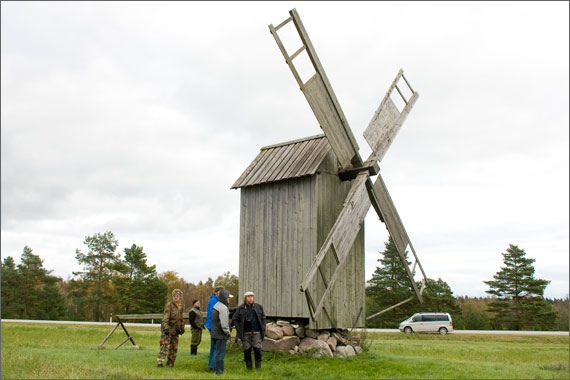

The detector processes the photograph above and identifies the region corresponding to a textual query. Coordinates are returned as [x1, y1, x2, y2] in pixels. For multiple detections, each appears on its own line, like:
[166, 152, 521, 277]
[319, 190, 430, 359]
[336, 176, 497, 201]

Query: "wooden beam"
[366, 296, 415, 320]
[98, 323, 120, 349]
[338, 160, 379, 181]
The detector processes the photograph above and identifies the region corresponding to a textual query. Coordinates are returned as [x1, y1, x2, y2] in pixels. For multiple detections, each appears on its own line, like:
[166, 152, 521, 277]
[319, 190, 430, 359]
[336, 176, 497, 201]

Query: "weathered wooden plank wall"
[238, 176, 317, 318]
[313, 151, 365, 329]
[238, 151, 365, 328]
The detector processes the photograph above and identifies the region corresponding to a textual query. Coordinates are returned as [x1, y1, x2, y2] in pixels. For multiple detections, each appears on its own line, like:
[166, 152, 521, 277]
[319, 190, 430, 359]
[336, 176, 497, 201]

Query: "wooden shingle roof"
[231, 134, 332, 189]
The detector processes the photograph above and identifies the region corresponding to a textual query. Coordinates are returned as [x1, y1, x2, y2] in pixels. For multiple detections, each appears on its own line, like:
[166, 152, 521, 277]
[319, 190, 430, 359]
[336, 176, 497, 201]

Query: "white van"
[399, 312, 453, 334]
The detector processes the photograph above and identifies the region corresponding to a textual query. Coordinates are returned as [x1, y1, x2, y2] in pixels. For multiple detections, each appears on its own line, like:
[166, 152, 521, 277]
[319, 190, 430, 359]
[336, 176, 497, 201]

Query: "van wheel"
[404, 327, 413, 334]
[439, 327, 448, 335]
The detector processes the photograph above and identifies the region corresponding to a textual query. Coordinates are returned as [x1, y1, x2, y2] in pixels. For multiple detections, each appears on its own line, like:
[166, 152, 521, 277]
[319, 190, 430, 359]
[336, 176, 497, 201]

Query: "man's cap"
[172, 289, 183, 296]
[192, 299, 199, 305]
[244, 291, 255, 297]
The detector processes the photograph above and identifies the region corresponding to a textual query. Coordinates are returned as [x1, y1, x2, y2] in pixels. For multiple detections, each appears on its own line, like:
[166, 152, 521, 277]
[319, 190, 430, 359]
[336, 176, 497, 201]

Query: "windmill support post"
[97, 313, 198, 349]
[98, 316, 140, 349]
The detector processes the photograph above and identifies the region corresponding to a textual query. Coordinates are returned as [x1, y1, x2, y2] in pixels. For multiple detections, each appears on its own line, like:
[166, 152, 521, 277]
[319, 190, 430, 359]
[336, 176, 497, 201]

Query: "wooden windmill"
[232, 9, 428, 329]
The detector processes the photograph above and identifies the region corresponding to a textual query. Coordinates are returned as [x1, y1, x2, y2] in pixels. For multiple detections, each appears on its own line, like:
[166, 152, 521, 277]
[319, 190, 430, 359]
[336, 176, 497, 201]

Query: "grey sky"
[2, 2, 568, 298]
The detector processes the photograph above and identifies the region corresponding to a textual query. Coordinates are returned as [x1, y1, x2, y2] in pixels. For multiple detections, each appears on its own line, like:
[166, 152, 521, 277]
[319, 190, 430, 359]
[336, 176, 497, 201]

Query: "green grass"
[1, 322, 568, 379]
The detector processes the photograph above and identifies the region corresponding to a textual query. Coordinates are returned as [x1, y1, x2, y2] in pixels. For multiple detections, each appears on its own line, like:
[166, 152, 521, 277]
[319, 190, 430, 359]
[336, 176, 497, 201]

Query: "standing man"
[188, 299, 204, 355]
[231, 291, 266, 370]
[211, 289, 232, 375]
[157, 289, 185, 367]
[205, 285, 224, 371]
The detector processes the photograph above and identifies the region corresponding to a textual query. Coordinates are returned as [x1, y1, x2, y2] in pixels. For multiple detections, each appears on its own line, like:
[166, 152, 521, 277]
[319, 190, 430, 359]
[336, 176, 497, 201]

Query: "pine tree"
[484, 244, 555, 330]
[1, 256, 22, 318]
[112, 244, 167, 314]
[74, 231, 120, 321]
[1, 248, 66, 320]
[366, 237, 414, 327]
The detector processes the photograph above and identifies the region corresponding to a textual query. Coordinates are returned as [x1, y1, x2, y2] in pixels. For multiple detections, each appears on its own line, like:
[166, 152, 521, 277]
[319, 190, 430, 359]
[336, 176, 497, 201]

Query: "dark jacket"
[211, 289, 231, 340]
[189, 306, 205, 330]
[231, 302, 266, 341]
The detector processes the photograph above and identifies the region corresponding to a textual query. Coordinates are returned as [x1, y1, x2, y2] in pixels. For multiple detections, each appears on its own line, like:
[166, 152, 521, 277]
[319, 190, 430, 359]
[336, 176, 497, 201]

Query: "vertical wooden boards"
[308, 161, 366, 329]
[238, 190, 247, 305]
[363, 69, 419, 163]
[239, 176, 318, 320]
[301, 173, 370, 292]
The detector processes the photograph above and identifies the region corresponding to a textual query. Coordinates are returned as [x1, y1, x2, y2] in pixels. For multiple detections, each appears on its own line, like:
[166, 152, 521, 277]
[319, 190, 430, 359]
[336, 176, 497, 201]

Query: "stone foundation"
[257, 320, 363, 358]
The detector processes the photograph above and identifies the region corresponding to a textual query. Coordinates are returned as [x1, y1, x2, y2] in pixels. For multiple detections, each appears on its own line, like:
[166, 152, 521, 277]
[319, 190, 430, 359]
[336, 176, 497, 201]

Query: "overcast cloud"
[2, 1, 568, 298]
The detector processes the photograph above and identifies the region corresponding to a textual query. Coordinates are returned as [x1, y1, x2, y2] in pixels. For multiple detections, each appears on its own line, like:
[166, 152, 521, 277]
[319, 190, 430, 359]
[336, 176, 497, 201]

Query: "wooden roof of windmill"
[231, 134, 333, 189]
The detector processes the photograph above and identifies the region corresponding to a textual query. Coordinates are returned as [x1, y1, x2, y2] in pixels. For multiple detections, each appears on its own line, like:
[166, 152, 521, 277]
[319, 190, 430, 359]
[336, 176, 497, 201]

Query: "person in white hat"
[230, 291, 266, 370]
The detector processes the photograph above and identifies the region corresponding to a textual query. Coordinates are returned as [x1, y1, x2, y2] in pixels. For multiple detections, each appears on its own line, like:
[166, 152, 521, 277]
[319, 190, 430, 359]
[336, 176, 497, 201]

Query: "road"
[2, 319, 568, 336]
[352, 328, 568, 336]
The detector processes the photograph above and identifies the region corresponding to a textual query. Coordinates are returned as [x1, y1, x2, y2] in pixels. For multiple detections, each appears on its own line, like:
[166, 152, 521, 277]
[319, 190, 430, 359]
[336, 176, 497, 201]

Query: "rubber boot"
[244, 347, 253, 370]
[191, 346, 197, 356]
[254, 347, 262, 369]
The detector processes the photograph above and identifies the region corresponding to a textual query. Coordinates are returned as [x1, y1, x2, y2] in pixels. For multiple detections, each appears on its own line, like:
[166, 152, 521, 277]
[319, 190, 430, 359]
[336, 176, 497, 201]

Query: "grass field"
[1, 322, 568, 379]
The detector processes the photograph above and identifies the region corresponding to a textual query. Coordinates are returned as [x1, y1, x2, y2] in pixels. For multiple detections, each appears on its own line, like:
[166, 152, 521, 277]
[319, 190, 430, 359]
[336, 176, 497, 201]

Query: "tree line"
[365, 238, 568, 331]
[1, 231, 238, 322]
[2, 232, 568, 331]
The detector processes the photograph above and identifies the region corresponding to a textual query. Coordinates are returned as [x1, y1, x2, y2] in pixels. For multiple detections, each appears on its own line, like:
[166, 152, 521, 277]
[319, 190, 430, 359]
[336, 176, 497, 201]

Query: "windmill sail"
[364, 69, 419, 163]
[366, 173, 426, 303]
[269, 9, 361, 170]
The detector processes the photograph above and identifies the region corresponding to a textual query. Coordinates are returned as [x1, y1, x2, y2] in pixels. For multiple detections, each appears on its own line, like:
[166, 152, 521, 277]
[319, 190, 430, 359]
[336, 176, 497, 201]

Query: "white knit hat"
[244, 291, 255, 297]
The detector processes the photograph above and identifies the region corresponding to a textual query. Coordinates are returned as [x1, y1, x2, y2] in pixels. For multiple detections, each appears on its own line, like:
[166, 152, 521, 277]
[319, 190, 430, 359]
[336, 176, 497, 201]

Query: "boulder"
[266, 325, 284, 340]
[261, 336, 299, 352]
[317, 332, 330, 341]
[334, 345, 356, 358]
[345, 345, 356, 356]
[326, 336, 337, 352]
[261, 337, 278, 352]
[298, 337, 316, 352]
[282, 325, 295, 336]
[273, 336, 299, 352]
[299, 338, 333, 358]
[354, 345, 363, 354]
[294, 325, 305, 338]
[304, 328, 320, 339]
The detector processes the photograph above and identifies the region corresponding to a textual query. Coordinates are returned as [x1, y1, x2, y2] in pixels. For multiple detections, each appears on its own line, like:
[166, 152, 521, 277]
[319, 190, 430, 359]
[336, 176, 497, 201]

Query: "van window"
[423, 315, 435, 322]
[412, 315, 422, 322]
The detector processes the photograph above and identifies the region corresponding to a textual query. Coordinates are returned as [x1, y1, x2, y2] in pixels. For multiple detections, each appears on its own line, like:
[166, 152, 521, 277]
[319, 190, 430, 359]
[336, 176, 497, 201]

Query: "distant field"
[1, 322, 568, 379]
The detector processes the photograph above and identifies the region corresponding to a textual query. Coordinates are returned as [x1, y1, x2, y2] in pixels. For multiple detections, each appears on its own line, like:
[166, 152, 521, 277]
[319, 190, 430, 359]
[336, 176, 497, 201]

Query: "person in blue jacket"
[205, 285, 224, 371]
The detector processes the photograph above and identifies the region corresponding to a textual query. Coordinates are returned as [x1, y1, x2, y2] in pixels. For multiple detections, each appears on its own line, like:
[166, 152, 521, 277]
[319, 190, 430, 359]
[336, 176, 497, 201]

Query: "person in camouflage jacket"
[157, 289, 185, 367]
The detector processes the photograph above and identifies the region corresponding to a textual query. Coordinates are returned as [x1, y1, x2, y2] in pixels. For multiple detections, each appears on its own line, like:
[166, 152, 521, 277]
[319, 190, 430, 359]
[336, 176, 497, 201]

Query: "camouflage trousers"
[157, 331, 179, 366]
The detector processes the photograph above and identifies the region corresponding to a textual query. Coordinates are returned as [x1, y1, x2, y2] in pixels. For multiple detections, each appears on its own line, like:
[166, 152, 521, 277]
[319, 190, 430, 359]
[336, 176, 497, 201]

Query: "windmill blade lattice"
[269, 9, 362, 171]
